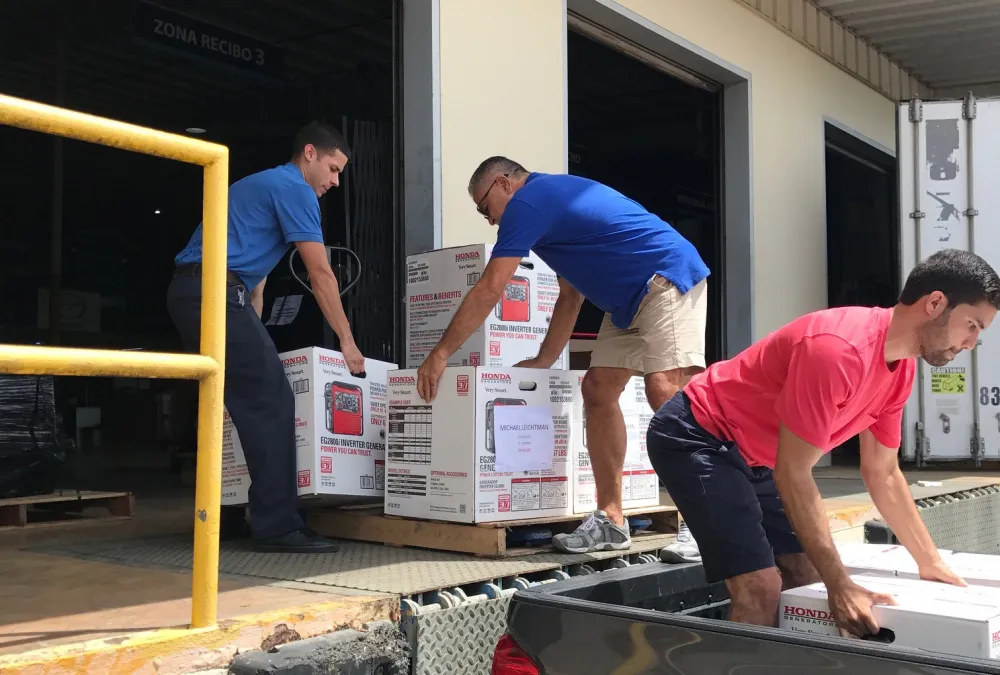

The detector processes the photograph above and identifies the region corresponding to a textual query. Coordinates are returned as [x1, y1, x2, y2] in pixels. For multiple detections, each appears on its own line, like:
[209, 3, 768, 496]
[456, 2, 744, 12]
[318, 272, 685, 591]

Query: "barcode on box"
[292, 379, 309, 394]
[467, 272, 480, 285]
[459, 504, 466, 514]
[360, 475, 375, 490]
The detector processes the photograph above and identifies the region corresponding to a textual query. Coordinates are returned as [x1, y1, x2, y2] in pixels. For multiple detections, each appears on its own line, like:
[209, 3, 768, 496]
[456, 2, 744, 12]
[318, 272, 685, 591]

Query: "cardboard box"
[221, 408, 250, 505]
[836, 542, 953, 579]
[567, 372, 660, 515]
[405, 244, 568, 370]
[780, 574, 1000, 659]
[943, 552, 1000, 588]
[221, 347, 397, 506]
[384, 367, 573, 523]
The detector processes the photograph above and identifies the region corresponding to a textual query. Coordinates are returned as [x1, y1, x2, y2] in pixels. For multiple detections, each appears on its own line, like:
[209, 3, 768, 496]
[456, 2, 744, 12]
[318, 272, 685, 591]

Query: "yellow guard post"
[0, 94, 229, 629]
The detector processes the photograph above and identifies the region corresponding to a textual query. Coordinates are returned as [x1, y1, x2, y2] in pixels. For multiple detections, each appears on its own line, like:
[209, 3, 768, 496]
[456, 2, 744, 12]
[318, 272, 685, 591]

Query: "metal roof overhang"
[813, 0, 1000, 95]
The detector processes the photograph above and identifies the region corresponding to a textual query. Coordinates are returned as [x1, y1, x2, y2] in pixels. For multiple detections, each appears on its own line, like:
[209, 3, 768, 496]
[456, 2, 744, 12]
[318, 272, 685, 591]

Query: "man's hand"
[514, 355, 555, 368]
[341, 341, 365, 375]
[827, 578, 897, 638]
[417, 349, 448, 402]
[919, 558, 967, 587]
[858, 429, 960, 586]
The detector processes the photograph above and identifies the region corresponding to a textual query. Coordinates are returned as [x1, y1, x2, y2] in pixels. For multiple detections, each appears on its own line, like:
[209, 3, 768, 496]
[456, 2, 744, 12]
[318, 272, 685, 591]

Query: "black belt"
[174, 263, 244, 286]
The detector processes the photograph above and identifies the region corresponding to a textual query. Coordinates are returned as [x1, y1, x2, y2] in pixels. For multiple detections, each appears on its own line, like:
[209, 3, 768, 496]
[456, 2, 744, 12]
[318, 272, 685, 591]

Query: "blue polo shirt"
[175, 163, 325, 290]
[492, 173, 710, 329]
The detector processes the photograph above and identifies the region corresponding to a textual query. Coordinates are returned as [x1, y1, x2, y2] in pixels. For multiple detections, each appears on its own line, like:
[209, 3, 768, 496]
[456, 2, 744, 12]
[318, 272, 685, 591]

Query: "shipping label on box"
[566, 371, 659, 514]
[780, 574, 1000, 660]
[221, 408, 250, 506]
[405, 244, 567, 370]
[220, 347, 396, 505]
[384, 367, 572, 523]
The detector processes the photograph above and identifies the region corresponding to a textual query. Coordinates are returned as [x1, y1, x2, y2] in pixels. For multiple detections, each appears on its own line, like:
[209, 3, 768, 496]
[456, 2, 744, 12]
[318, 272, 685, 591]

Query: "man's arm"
[416, 257, 521, 401]
[772, 425, 850, 589]
[518, 277, 584, 368]
[773, 424, 897, 637]
[295, 241, 364, 373]
[250, 277, 267, 319]
[859, 429, 963, 584]
[429, 256, 523, 360]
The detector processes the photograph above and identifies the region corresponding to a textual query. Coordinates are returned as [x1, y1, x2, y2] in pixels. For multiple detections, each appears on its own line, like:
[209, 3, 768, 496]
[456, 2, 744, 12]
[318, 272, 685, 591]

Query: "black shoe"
[253, 528, 340, 553]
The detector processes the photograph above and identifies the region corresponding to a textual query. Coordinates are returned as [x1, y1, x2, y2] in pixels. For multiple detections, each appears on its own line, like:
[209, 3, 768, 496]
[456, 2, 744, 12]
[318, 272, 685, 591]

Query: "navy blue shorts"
[647, 391, 804, 583]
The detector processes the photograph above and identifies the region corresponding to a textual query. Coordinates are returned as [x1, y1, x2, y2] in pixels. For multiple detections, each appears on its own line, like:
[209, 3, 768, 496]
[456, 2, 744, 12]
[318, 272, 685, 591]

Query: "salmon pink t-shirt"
[685, 306, 915, 469]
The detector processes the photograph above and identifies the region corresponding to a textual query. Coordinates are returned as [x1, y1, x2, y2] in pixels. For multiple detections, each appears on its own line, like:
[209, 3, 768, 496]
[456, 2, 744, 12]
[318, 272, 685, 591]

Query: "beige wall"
[435, 0, 896, 339]
[618, 0, 896, 338]
[437, 0, 567, 249]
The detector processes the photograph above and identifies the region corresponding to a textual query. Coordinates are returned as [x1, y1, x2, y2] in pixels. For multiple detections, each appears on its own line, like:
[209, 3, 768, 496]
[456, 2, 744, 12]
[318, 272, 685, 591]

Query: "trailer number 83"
[980, 387, 1000, 406]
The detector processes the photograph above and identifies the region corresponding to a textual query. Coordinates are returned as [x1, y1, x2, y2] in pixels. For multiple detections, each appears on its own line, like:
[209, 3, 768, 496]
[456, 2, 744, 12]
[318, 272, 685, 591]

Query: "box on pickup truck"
[780, 574, 1000, 659]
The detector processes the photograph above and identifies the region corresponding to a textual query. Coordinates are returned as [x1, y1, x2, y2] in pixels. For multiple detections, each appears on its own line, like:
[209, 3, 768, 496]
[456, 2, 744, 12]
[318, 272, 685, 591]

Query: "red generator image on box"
[494, 275, 530, 322]
[325, 381, 364, 436]
[485, 397, 527, 454]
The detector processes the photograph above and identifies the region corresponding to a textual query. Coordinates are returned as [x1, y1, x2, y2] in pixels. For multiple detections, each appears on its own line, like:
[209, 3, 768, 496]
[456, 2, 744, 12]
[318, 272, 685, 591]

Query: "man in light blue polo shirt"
[416, 156, 710, 556]
[169, 122, 363, 554]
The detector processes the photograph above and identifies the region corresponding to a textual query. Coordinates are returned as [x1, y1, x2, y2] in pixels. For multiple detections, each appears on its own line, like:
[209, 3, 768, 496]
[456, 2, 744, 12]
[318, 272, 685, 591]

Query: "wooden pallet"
[0, 490, 135, 531]
[307, 504, 679, 558]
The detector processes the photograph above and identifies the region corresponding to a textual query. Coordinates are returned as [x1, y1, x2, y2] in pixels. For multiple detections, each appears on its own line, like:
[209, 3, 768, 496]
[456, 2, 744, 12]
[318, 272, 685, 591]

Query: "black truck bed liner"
[505, 562, 1000, 674]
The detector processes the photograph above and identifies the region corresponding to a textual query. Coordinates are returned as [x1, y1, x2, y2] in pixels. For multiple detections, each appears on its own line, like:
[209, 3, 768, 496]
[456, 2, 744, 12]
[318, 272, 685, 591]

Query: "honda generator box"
[221, 408, 250, 505]
[384, 367, 573, 523]
[779, 574, 1000, 659]
[940, 552, 1000, 588]
[835, 542, 953, 579]
[221, 347, 397, 506]
[563, 372, 660, 515]
[405, 244, 568, 370]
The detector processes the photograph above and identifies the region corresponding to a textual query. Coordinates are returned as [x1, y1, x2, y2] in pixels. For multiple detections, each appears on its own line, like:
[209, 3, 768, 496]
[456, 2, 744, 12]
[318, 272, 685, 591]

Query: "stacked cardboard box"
[835, 542, 953, 579]
[568, 372, 659, 515]
[222, 347, 397, 506]
[405, 244, 568, 370]
[384, 367, 573, 523]
[383, 367, 660, 524]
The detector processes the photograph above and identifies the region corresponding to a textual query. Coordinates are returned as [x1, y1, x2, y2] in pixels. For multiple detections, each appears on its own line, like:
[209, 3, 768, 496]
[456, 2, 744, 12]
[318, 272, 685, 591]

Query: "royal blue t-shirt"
[492, 173, 710, 329]
[175, 163, 325, 290]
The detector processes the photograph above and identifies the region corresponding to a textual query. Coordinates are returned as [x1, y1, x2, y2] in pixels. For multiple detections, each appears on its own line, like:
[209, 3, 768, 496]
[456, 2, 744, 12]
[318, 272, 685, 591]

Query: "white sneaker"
[552, 510, 632, 553]
[659, 522, 701, 563]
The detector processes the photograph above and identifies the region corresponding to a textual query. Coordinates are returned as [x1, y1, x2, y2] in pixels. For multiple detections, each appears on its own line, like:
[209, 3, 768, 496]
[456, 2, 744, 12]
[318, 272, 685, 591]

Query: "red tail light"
[491, 634, 540, 675]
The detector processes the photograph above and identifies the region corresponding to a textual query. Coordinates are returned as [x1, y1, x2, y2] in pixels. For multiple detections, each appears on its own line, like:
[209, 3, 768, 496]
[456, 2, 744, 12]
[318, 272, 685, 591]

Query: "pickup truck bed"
[496, 562, 1000, 674]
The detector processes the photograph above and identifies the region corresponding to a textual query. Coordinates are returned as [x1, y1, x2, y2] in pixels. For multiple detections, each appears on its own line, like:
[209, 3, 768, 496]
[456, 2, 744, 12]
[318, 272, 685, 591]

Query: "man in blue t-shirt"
[169, 122, 364, 554]
[415, 156, 711, 555]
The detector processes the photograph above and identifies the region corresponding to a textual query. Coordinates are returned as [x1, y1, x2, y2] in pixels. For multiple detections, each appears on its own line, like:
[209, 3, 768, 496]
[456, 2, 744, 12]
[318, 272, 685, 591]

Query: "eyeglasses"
[476, 173, 509, 218]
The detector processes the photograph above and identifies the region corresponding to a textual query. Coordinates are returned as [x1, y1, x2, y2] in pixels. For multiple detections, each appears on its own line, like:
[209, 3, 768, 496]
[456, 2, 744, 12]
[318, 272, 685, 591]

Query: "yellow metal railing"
[0, 94, 229, 629]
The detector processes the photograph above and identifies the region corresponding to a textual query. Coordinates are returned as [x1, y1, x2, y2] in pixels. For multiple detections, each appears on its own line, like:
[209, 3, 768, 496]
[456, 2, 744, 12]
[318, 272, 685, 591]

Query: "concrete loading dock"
[3, 469, 1000, 674]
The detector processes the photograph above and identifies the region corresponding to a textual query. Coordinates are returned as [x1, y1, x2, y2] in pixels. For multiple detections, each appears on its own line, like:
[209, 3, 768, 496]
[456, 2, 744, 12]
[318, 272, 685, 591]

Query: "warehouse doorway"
[0, 0, 400, 494]
[825, 121, 899, 311]
[824, 120, 899, 465]
[566, 22, 724, 364]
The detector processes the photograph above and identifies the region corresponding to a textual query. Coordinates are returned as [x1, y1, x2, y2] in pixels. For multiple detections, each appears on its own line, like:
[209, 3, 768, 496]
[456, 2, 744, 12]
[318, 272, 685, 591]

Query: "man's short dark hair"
[468, 156, 527, 195]
[899, 248, 1000, 309]
[292, 121, 351, 160]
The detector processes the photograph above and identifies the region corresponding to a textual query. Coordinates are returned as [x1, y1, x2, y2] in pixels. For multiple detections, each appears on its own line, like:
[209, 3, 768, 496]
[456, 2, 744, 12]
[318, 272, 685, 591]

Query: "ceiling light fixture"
[154, 209, 161, 215]
[185, 127, 206, 134]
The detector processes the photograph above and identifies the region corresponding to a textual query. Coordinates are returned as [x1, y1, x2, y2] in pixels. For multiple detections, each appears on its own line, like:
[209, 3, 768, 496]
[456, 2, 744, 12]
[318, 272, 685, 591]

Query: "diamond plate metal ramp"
[865, 485, 1000, 554]
[408, 597, 512, 675]
[33, 534, 674, 596]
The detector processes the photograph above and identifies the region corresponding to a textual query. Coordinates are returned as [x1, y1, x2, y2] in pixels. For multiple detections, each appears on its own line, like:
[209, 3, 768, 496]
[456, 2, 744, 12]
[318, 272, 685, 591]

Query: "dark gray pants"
[167, 273, 303, 539]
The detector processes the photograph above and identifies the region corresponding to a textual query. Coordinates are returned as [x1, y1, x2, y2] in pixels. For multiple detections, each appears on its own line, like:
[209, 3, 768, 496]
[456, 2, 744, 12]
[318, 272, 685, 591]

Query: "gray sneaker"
[552, 510, 632, 554]
[659, 522, 701, 563]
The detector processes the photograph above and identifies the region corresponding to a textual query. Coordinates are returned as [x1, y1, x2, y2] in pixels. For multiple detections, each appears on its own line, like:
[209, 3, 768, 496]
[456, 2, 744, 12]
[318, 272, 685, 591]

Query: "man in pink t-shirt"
[648, 249, 1000, 637]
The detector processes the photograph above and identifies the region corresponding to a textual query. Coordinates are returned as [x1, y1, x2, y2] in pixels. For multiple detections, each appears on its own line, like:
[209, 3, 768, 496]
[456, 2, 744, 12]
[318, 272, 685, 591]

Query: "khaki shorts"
[589, 276, 708, 375]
